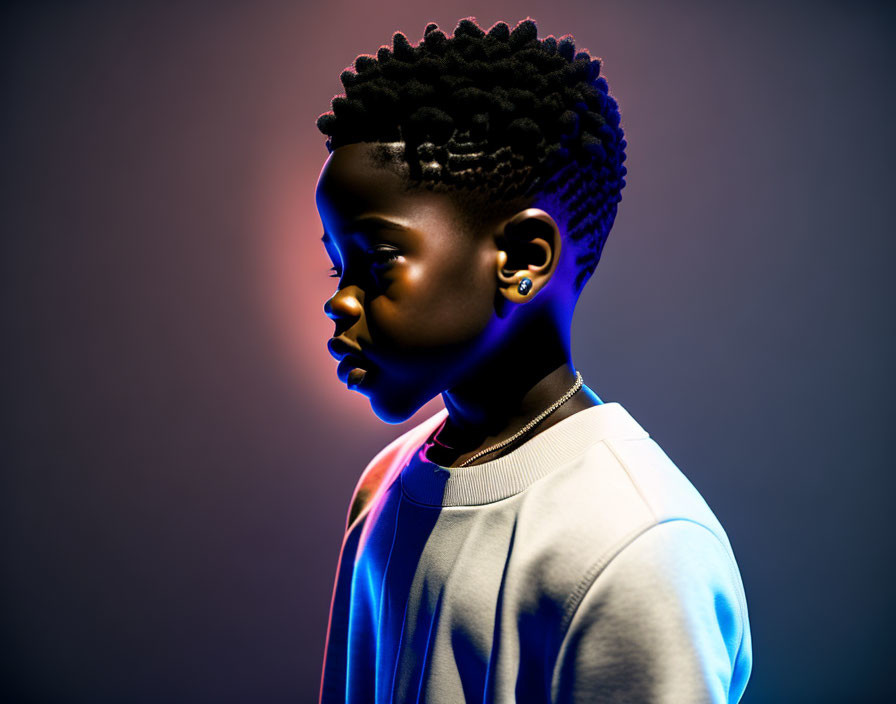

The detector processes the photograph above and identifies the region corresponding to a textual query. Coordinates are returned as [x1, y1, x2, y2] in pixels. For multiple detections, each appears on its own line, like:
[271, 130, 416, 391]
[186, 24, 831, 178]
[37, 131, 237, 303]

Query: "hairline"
[357, 139, 564, 241]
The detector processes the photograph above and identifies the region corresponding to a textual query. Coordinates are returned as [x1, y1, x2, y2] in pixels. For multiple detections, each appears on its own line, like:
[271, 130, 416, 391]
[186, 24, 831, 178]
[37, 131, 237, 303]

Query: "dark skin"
[316, 141, 602, 469]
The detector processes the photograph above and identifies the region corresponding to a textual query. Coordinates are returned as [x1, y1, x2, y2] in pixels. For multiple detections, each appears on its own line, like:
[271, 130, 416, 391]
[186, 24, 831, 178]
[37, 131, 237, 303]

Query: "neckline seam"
[425, 402, 618, 472]
[399, 433, 646, 508]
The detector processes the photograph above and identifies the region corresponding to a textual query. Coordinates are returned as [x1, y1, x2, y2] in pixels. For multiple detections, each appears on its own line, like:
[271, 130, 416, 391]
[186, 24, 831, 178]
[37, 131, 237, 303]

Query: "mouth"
[336, 354, 373, 389]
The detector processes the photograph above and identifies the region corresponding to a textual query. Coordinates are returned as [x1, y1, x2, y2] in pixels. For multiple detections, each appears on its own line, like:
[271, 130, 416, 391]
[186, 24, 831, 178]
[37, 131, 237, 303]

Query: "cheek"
[368, 260, 494, 352]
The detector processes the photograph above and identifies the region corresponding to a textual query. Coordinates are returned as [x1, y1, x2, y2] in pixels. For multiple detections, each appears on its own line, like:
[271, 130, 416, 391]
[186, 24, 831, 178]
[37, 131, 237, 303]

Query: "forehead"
[316, 143, 399, 210]
[315, 142, 470, 237]
[317, 144, 416, 221]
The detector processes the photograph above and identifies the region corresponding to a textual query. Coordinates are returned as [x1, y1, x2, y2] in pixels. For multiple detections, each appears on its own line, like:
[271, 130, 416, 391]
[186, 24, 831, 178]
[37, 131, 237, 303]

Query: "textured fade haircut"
[316, 16, 627, 294]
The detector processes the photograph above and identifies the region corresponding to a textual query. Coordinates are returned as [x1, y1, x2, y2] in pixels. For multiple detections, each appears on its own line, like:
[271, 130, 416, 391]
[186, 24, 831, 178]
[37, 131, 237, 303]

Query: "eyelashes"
[327, 247, 402, 278]
[372, 248, 402, 266]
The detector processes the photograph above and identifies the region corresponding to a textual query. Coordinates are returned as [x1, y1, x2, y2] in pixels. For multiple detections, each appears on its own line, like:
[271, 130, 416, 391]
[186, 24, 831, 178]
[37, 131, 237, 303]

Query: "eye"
[324, 246, 401, 280]
[368, 246, 403, 268]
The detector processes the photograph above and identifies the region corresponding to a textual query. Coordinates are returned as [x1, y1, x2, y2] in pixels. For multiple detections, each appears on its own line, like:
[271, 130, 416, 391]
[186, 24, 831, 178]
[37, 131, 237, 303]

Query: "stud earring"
[517, 277, 533, 295]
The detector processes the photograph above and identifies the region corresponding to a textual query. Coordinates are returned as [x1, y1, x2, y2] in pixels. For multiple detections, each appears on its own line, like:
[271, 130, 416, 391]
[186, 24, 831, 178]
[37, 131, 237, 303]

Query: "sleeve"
[319, 513, 366, 704]
[550, 519, 752, 704]
[319, 464, 377, 702]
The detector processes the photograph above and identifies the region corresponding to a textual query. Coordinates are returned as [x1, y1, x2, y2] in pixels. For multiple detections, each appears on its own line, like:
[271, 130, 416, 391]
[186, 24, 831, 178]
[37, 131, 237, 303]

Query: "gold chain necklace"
[431, 371, 584, 468]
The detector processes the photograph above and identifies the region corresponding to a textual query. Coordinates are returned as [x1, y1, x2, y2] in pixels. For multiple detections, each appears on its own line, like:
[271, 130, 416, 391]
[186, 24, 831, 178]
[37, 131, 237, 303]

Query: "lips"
[347, 368, 367, 387]
[329, 337, 375, 389]
[336, 353, 371, 387]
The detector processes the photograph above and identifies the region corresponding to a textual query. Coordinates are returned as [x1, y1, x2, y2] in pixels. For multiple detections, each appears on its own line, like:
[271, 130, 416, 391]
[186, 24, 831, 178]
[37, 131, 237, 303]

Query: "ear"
[494, 208, 562, 303]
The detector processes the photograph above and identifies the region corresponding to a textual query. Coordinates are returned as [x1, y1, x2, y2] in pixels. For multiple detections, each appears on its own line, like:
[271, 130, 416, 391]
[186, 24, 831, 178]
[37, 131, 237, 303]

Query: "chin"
[367, 387, 431, 425]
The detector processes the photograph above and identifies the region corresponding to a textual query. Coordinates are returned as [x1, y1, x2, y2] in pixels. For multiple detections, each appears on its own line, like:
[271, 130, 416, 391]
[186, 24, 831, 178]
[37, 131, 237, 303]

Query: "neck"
[430, 324, 601, 466]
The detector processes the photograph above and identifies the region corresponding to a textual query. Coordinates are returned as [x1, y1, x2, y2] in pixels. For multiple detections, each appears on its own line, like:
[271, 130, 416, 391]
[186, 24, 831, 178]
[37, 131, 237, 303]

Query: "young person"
[315, 17, 752, 703]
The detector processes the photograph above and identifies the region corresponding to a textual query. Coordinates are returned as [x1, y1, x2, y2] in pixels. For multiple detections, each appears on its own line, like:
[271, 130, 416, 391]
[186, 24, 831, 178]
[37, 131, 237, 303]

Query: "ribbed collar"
[399, 402, 649, 507]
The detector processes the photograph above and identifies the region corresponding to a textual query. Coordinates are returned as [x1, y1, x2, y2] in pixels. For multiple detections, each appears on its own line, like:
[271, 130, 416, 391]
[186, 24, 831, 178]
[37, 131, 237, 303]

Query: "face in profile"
[316, 142, 515, 423]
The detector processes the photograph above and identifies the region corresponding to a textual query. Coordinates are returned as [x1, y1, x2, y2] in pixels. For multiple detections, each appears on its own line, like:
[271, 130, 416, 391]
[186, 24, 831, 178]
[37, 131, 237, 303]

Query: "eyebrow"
[321, 215, 410, 243]
[353, 214, 410, 230]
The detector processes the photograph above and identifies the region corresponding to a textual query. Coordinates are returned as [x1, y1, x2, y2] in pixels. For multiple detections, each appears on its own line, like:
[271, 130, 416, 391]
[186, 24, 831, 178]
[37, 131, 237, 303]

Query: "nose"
[324, 285, 363, 322]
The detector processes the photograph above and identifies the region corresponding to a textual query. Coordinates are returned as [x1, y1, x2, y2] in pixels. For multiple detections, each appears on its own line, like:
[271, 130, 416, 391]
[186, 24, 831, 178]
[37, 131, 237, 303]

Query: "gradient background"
[2, 1, 893, 702]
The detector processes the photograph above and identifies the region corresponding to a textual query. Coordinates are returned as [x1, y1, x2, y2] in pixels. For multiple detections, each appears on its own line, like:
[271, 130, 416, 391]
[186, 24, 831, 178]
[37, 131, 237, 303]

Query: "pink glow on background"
[251, 127, 446, 427]
[252, 139, 349, 410]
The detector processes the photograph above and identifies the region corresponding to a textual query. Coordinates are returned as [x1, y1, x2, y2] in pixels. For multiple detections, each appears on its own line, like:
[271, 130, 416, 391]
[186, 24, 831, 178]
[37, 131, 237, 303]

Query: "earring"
[517, 277, 533, 295]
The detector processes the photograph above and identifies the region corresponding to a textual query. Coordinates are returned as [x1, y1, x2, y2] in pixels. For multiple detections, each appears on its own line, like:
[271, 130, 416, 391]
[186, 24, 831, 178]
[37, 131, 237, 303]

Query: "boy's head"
[315, 17, 626, 423]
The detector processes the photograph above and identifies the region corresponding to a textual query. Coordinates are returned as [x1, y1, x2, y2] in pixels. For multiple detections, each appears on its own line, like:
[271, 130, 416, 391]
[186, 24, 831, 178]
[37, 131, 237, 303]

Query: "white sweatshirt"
[319, 402, 752, 703]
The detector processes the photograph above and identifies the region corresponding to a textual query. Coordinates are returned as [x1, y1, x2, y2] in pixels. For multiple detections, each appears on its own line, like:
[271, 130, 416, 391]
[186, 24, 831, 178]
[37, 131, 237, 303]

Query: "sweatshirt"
[319, 401, 753, 703]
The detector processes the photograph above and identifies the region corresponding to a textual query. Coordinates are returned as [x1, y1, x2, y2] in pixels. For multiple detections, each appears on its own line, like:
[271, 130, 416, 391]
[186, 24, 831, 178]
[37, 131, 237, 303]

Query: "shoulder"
[598, 433, 734, 548]
[518, 421, 739, 601]
[539, 426, 734, 550]
[344, 407, 448, 532]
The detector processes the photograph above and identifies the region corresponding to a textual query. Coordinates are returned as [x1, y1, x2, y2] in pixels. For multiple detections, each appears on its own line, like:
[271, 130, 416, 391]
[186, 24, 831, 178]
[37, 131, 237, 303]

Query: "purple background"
[3, 1, 893, 701]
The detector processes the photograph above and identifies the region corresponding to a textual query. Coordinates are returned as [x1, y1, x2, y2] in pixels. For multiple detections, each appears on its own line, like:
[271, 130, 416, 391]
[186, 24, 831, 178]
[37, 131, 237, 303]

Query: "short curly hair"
[316, 16, 627, 294]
